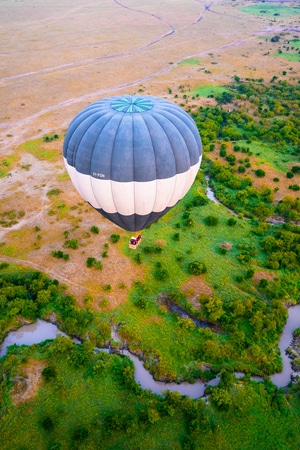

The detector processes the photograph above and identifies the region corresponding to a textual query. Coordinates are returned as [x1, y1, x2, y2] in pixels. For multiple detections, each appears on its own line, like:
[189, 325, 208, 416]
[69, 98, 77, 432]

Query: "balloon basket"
[129, 235, 142, 250]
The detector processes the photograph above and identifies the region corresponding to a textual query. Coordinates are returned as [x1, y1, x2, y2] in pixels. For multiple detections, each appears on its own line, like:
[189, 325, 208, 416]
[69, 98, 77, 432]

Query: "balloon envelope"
[63, 95, 202, 232]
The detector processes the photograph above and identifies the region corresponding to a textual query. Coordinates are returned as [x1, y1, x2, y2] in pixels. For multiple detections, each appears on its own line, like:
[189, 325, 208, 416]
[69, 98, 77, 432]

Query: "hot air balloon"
[63, 94, 202, 242]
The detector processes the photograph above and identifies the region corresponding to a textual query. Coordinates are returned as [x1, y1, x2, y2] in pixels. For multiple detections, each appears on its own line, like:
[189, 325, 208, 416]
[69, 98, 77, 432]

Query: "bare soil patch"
[253, 270, 277, 284]
[11, 359, 47, 406]
[181, 276, 214, 310]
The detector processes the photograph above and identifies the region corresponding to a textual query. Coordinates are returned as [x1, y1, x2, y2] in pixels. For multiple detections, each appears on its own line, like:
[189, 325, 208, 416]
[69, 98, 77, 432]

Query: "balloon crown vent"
[110, 96, 154, 113]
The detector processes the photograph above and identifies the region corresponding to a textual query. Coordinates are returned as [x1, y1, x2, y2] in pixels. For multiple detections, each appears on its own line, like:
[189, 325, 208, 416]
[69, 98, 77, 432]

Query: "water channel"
[0, 304, 299, 398]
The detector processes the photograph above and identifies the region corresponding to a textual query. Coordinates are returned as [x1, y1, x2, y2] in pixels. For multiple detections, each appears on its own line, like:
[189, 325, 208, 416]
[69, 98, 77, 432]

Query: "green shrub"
[188, 261, 207, 275]
[204, 215, 219, 226]
[291, 166, 300, 174]
[226, 154, 236, 165]
[41, 417, 54, 431]
[47, 188, 62, 196]
[143, 245, 162, 254]
[65, 239, 78, 249]
[255, 169, 265, 178]
[86, 257, 102, 269]
[73, 426, 89, 441]
[219, 247, 227, 255]
[110, 234, 120, 243]
[133, 252, 142, 264]
[286, 171, 294, 179]
[294, 328, 300, 337]
[289, 184, 300, 191]
[42, 365, 56, 381]
[52, 250, 69, 260]
[227, 217, 237, 226]
[259, 279, 268, 289]
[153, 262, 169, 280]
[192, 194, 208, 206]
[103, 284, 111, 291]
[86, 257, 96, 267]
[99, 298, 109, 307]
[91, 225, 99, 234]
[135, 298, 147, 309]
[246, 268, 255, 278]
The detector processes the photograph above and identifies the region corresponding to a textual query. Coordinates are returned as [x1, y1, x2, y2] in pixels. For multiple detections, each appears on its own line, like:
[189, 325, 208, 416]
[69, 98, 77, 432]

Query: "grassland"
[239, 4, 300, 19]
[1, 0, 300, 446]
[1, 336, 300, 449]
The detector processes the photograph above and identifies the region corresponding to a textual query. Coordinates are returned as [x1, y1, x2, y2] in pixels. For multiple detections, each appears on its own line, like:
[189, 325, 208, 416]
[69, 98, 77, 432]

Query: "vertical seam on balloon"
[88, 112, 113, 209]
[163, 110, 195, 202]
[142, 115, 160, 216]
[88, 114, 100, 207]
[108, 113, 132, 231]
[152, 112, 177, 210]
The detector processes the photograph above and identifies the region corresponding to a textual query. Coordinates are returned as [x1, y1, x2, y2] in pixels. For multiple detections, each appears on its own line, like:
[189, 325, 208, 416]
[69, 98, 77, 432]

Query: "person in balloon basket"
[130, 235, 142, 246]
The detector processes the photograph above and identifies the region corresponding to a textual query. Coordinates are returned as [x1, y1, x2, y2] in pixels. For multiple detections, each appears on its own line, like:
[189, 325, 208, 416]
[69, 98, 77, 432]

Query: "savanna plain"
[0, 0, 300, 449]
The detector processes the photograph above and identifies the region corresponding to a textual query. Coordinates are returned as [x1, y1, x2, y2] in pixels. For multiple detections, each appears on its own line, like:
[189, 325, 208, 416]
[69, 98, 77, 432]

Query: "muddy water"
[123, 350, 220, 399]
[0, 319, 65, 357]
[1, 305, 300, 396]
[270, 304, 300, 387]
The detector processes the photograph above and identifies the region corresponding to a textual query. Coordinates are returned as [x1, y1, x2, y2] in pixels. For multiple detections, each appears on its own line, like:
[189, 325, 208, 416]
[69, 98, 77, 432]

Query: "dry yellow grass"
[0, 0, 299, 306]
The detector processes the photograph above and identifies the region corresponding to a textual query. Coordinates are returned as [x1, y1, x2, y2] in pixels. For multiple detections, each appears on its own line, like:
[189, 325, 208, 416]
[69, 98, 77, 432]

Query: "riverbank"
[1, 304, 300, 398]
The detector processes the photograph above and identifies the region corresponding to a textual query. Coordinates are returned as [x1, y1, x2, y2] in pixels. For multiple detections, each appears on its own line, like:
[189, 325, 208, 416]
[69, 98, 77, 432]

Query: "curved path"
[1, 0, 299, 144]
[1, 0, 175, 83]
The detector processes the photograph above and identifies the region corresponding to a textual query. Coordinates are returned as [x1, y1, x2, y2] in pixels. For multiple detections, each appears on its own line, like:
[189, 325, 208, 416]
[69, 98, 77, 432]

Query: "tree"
[110, 234, 120, 243]
[255, 169, 265, 177]
[188, 261, 207, 275]
[204, 215, 219, 226]
[200, 295, 224, 321]
[153, 265, 169, 281]
[211, 387, 232, 409]
[42, 365, 56, 382]
[49, 335, 73, 355]
[73, 426, 89, 441]
[227, 217, 237, 226]
[216, 91, 234, 105]
[65, 238, 78, 249]
[37, 289, 51, 306]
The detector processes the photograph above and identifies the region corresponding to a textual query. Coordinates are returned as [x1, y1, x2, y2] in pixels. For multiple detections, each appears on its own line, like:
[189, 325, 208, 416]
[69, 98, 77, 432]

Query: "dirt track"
[1, 0, 299, 146]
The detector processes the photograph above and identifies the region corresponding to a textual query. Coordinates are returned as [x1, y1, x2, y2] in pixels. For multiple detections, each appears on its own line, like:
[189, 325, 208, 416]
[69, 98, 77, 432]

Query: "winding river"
[1, 305, 299, 398]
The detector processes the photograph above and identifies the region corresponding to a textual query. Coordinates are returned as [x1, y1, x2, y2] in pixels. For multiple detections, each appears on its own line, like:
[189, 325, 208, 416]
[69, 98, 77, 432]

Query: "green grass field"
[236, 140, 297, 174]
[239, 4, 300, 19]
[274, 52, 300, 63]
[18, 137, 62, 162]
[190, 85, 230, 98]
[180, 58, 201, 66]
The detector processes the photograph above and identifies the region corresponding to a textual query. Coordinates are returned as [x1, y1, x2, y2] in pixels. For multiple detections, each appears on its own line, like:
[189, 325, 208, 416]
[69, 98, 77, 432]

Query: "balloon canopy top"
[110, 95, 154, 113]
